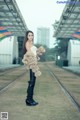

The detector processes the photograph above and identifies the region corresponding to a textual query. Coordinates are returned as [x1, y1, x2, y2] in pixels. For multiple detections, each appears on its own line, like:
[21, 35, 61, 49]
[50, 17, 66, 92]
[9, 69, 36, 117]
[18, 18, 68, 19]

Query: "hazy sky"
[16, 0, 65, 47]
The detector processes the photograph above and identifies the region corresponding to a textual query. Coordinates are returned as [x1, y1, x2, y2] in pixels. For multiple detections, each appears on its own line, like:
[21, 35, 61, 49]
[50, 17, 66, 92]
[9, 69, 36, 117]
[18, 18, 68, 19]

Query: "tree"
[54, 38, 70, 60]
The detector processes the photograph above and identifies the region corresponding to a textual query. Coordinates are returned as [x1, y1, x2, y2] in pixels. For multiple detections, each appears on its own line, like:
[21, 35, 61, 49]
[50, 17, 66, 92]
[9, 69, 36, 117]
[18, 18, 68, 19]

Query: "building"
[0, 0, 28, 65]
[0, 36, 18, 64]
[37, 27, 50, 47]
[67, 40, 80, 66]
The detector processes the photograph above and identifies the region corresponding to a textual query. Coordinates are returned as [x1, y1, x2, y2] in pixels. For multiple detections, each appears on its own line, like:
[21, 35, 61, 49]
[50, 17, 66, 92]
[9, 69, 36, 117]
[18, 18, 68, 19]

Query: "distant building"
[67, 40, 80, 66]
[37, 27, 50, 47]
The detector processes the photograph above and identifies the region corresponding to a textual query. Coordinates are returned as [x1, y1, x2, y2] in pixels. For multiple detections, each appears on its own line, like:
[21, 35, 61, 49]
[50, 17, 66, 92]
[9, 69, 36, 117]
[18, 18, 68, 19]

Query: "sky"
[16, 0, 66, 48]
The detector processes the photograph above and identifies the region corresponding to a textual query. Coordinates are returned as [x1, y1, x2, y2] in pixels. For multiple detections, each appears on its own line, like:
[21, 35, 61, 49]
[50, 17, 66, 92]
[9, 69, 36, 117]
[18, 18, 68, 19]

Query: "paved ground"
[0, 63, 80, 74]
[0, 64, 20, 70]
[63, 66, 80, 74]
[0, 62, 80, 120]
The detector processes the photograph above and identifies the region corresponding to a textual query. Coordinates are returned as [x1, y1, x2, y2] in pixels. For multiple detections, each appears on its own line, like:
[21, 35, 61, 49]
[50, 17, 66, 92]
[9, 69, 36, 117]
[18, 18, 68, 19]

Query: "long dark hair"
[23, 30, 34, 55]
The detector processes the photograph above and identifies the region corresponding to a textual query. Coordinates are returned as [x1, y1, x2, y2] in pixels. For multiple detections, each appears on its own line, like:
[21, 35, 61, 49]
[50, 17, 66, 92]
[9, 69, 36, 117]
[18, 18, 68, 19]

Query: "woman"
[23, 30, 38, 106]
[22, 30, 45, 106]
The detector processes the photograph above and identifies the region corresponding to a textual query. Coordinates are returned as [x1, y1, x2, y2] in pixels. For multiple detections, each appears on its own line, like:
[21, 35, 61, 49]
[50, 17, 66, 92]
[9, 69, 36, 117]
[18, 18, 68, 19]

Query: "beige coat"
[22, 46, 45, 77]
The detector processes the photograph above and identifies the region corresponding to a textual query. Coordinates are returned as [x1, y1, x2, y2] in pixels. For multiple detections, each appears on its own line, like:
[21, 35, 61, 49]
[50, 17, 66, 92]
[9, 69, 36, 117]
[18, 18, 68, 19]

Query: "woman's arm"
[25, 42, 31, 51]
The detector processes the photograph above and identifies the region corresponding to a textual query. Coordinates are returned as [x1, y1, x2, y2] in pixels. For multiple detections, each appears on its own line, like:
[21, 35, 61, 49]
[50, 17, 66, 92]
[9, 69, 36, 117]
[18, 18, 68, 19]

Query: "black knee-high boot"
[25, 69, 38, 106]
[27, 69, 36, 102]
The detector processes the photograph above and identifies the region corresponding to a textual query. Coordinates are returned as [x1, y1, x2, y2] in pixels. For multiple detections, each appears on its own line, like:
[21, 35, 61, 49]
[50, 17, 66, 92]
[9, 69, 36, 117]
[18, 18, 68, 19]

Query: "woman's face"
[27, 32, 34, 42]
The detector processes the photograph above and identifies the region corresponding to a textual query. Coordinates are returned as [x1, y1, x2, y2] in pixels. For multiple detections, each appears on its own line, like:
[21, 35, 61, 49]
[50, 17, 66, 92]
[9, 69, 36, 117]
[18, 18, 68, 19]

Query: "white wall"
[12, 36, 18, 63]
[0, 36, 18, 64]
[67, 40, 80, 66]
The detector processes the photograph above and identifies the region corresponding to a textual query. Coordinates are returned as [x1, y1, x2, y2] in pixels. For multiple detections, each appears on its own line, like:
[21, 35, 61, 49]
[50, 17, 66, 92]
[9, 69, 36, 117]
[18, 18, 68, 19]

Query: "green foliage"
[53, 38, 70, 59]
